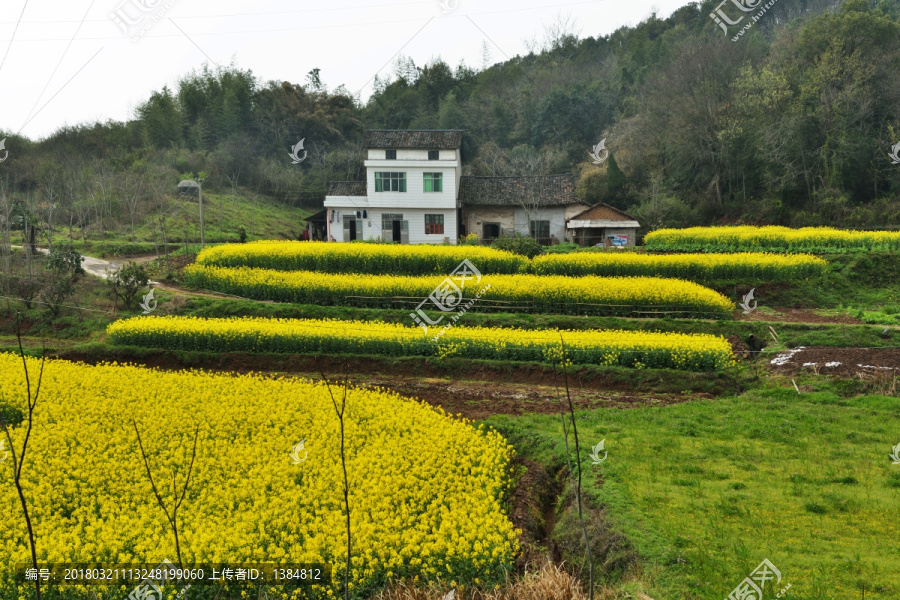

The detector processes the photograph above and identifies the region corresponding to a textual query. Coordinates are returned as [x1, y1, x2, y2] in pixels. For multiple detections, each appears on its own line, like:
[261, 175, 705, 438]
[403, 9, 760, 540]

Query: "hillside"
[1, 0, 899, 243]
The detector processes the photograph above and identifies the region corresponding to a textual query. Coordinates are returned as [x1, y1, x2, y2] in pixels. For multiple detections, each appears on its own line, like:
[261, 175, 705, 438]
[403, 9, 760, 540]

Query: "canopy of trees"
[2, 0, 899, 241]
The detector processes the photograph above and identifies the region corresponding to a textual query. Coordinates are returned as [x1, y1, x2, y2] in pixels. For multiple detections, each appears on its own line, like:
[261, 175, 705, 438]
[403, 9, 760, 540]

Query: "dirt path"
[741, 307, 863, 324]
[25, 247, 163, 283]
[769, 346, 900, 376]
[362, 375, 707, 419]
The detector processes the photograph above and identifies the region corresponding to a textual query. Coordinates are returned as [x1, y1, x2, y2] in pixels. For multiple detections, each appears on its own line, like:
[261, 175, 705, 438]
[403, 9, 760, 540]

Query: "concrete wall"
[513, 206, 570, 243]
[465, 206, 516, 239]
[328, 207, 457, 244]
[466, 204, 591, 243]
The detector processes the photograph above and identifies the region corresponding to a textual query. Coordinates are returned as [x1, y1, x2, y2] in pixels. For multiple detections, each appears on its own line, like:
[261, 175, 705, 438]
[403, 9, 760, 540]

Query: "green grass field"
[15, 190, 313, 258]
[488, 384, 900, 599]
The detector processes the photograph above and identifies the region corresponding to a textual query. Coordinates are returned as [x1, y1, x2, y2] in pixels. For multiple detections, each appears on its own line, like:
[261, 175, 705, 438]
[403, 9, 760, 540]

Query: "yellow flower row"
[107, 316, 736, 371]
[533, 251, 826, 280]
[183, 265, 735, 319]
[0, 354, 518, 598]
[196, 241, 529, 275]
[643, 225, 900, 253]
[196, 240, 826, 281]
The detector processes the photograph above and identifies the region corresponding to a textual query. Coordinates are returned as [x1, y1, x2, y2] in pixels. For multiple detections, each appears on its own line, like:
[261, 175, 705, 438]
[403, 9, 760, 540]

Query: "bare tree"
[0, 177, 14, 276]
[554, 335, 593, 600]
[525, 11, 581, 54]
[319, 373, 352, 600]
[132, 421, 200, 569]
[148, 165, 180, 267]
[121, 172, 148, 242]
[224, 167, 242, 233]
[0, 314, 46, 600]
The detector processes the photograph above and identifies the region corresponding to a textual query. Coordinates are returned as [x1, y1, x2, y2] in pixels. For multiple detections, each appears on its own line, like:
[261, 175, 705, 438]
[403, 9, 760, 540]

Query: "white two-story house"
[324, 130, 462, 244]
[323, 129, 622, 245]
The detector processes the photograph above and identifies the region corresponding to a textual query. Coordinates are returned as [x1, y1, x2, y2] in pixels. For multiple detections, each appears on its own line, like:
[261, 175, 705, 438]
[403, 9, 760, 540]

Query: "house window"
[530, 220, 550, 241]
[423, 172, 443, 192]
[425, 214, 444, 235]
[428, 150, 439, 160]
[374, 172, 406, 192]
[386, 150, 397, 159]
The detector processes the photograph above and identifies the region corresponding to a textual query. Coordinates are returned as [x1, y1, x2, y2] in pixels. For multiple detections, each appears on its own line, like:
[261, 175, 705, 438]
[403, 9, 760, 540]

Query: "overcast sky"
[1, 0, 691, 140]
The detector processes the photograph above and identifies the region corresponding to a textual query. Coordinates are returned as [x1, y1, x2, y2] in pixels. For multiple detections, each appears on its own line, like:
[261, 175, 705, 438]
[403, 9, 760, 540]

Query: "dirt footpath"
[769, 346, 900, 376]
[361, 376, 709, 420]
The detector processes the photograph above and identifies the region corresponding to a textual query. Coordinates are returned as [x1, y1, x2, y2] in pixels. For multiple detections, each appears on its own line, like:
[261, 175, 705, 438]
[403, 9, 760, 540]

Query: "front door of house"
[483, 223, 501, 240]
[382, 213, 404, 243]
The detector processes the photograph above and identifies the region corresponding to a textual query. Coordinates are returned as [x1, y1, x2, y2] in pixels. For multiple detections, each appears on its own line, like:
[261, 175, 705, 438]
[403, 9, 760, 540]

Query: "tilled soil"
[742, 307, 863, 324]
[768, 345, 900, 376]
[362, 376, 708, 420]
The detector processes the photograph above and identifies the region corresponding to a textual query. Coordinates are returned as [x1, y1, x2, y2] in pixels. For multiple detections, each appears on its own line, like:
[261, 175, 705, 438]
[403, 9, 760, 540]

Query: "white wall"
[327, 207, 457, 244]
[512, 207, 568, 242]
[366, 148, 458, 161]
[364, 169, 457, 209]
[324, 146, 464, 243]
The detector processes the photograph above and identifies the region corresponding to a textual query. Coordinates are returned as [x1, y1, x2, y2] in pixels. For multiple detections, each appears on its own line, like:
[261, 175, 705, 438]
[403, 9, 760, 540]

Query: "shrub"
[490, 232, 543, 259]
[108, 262, 149, 309]
[459, 232, 479, 246]
[45, 244, 85, 278]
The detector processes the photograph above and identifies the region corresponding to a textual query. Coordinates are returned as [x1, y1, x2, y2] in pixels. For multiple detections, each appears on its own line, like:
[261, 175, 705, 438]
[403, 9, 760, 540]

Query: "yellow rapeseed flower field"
[195, 240, 826, 282]
[183, 265, 734, 318]
[532, 251, 826, 281]
[107, 316, 736, 371]
[643, 225, 900, 252]
[0, 355, 518, 599]
[195, 241, 529, 275]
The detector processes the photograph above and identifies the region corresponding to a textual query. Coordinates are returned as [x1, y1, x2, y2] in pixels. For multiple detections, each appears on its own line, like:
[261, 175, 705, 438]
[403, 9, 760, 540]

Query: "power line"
[19, 0, 99, 132]
[0, 0, 29, 75]
[0, 0, 607, 42]
[0, 0, 603, 25]
[355, 16, 435, 96]
[168, 17, 219, 69]
[17, 47, 104, 134]
[0, 293, 114, 315]
[1, 15, 433, 42]
[0, 0, 437, 23]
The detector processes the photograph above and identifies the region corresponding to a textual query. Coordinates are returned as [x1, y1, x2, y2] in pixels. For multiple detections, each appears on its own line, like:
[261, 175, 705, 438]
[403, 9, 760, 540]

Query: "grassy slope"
[26, 190, 313, 258]
[487, 385, 900, 599]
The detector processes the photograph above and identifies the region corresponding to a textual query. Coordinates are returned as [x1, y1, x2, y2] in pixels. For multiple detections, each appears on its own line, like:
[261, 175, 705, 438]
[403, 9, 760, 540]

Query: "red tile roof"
[569, 203, 637, 222]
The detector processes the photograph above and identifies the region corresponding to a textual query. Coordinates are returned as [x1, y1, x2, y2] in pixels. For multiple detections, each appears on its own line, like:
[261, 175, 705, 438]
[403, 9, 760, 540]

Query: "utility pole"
[198, 178, 205, 248]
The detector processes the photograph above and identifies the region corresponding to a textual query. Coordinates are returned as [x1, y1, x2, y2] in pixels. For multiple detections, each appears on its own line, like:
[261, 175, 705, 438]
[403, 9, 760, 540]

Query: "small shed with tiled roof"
[566, 203, 641, 247]
[459, 174, 589, 245]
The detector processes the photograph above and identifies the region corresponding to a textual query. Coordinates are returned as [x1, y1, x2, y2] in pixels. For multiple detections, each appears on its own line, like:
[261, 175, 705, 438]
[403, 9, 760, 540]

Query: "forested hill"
[3, 0, 900, 232]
